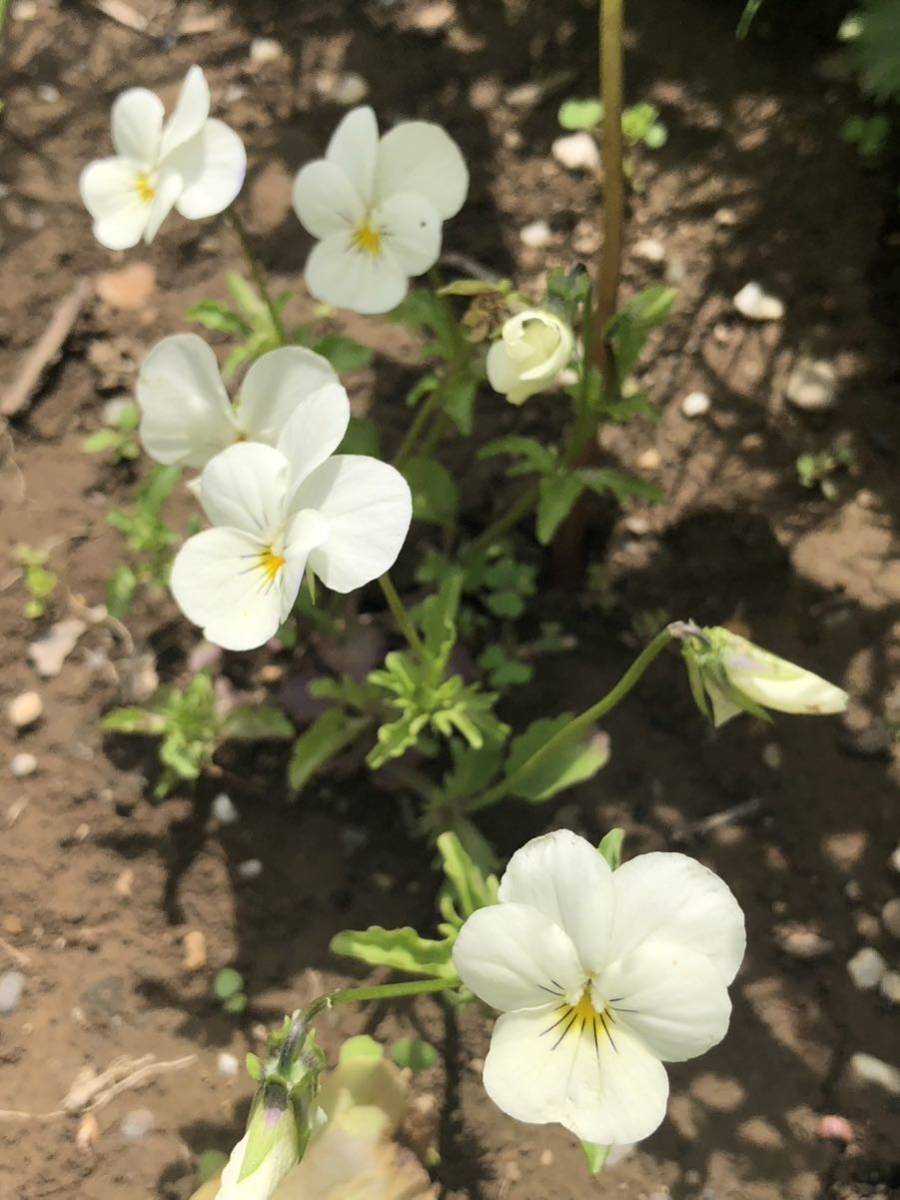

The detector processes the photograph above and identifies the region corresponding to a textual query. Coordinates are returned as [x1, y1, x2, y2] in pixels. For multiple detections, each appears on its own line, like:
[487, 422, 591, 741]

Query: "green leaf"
[479, 435, 557, 478]
[441, 372, 477, 435]
[582, 1142, 611, 1174]
[313, 334, 373, 373]
[221, 705, 295, 742]
[536, 473, 585, 545]
[339, 1035, 384, 1063]
[442, 741, 504, 802]
[338, 416, 382, 457]
[403, 456, 459, 527]
[438, 830, 498, 918]
[288, 708, 370, 792]
[227, 273, 265, 317]
[366, 711, 429, 769]
[198, 1150, 230, 1185]
[185, 300, 249, 336]
[608, 286, 677, 382]
[100, 706, 166, 736]
[484, 590, 526, 620]
[214, 968, 244, 1001]
[643, 122, 668, 149]
[330, 926, 455, 979]
[391, 1038, 439, 1073]
[405, 373, 440, 409]
[505, 716, 610, 802]
[558, 98, 604, 130]
[598, 828, 625, 870]
[438, 279, 509, 297]
[478, 645, 532, 687]
[246, 1053, 262, 1081]
[106, 563, 137, 619]
[420, 570, 464, 669]
[82, 429, 121, 454]
[223, 993, 247, 1015]
[577, 467, 663, 505]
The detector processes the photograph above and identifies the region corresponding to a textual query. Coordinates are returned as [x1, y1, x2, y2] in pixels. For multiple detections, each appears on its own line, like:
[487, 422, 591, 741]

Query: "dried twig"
[90, 0, 151, 34]
[0, 935, 30, 967]
[1, 280, 92, 417]
[673, 798, 762, 842]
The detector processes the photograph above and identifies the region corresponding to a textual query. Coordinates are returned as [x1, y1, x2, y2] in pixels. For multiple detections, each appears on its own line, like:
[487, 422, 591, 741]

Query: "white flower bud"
[486, 309, 574, 406]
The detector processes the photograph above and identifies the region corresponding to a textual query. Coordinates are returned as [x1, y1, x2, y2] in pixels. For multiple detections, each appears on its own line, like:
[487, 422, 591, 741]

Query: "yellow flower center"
[136, 172, 156, 204]
[351, 221, 383, 256]
[259, 548, 286, 586]
[543, 988, 616, 1054]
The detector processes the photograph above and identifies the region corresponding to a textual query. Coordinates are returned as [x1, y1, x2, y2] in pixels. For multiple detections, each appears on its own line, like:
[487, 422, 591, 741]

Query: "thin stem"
[466, 624, 674, 813]
[378, 572, 427, 662]
[591, 0, 626, 373]
[302, 976, 459, 1023]
[226, 208, 287, 346]
[394, 385, 443, 467]
[463, 482, 540, 561]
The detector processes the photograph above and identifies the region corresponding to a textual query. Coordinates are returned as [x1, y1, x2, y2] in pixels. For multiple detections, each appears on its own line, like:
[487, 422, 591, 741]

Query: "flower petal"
[199, 443, 290, 537]
[172, 119, 247, 219]
[608, 852, 746, 985]
[452, 901, 585, 1012]
[237, 347, 339, 449]
[598, 939, 733, 1062]
[292, 159, 365, 239]
[111, 87, 164, 167]
[170, 527, 284, 652]
[143, 168, 184, 242]
[294, 455, 412, 592]
[304, 232, 408, 315]
[379, 191, 442, 276]
[374, 120, 468, 218]
[325, 105, 379, 203]
[276, 382, 350, 492]
[159, 64, 210, 160]
[137, 334, 237, 468]
[486, 340, 533, 406]
[281, 509, 330, 621]
[79, 157, 149, 250]
[498, 830, 614, 975]
[482, 1005, 669, 1145]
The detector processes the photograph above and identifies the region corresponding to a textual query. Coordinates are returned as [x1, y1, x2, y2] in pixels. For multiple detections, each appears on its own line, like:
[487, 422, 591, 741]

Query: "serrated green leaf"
[536, 473, 585, 544]
[330, 926, 455, 979]
[479, 435, 557, 477]
[577, 467, 663, 505]
[505, 716, 610, 802]
[288, 708, 369, 792]
[403, 456, 459, 527]
[366, 711, 429, 769]
[420, 570, 464, 668]
[221, 705, 295, 742]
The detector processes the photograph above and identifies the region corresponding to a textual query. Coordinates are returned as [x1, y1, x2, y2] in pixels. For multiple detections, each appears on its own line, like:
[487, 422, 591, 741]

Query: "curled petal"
[111, 88, 164, 167]
[375, 120, 469, 218]
[237, 347, 339, 450]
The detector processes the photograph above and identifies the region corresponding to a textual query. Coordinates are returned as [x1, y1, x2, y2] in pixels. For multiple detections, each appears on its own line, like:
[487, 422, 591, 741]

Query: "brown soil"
[1, 2, 899, 1199]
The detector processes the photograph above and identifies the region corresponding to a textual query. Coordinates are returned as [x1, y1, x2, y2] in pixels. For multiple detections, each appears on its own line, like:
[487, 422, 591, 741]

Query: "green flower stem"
[302, 975, 460, 1023]
[466, 624, 675, 813]
[378, 572, 427, 662]
[463, 481, 540, 560]
[394, 384, 444, 467]
[226, 208, 287, 346]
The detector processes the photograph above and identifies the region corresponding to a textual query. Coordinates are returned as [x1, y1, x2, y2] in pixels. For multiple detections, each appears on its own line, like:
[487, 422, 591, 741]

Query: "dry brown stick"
[1, 279, 92, 417]
[0, 934, 30, 967]
[90, 0, 151, 34]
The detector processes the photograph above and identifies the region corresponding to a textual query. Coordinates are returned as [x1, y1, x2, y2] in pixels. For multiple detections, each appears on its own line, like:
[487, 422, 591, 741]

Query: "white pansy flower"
[453, 830, 745, 1146]
[214, 1098, 299, 1200]
[686, 626, 849, 727]
[80, 65, 246, 250]
[292, 105, 468, 315]
[171, 384, 412, 651]
[136, 335, 338, 470]
[486, 309, 574, 406]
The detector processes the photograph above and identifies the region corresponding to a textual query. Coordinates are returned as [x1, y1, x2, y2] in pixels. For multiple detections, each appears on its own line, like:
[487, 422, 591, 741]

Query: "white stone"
[212, 793, 239, 826]
[633, 237, 666, 264]
[10, 753, 37, 778]
[849, 1052, 900, 1096]
[520, 219, 552, 249]
[681, 391, 710, 419]
[28, 618, 86, 678]
[217, 1052, 240, 1078]
[37, 84, 60, 103]
[762, 742, 782, 770]
[7, 691, 42, 729]
[847, 946, 887, 990]
[13, 0, 37, 17]
[882, 897, 900, 940]
[333, 72, 369, 105]
[0, 971, 25, 1014]
[733, 282, 784, 321]
[879, 970, 900, 1005]
[551, 132, 600, 172]
[786, 357, 838, 413]
[237, 859, 262, 881]
[250, 37, 283, 65]
[120, 1108, 155, 1140]
[892, 843, 900, 874]
[101, 396, 133, 427]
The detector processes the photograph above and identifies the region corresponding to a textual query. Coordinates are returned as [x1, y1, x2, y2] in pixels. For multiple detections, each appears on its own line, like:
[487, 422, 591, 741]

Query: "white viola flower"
[486, 309, 574, 406]
[214, 1096, 299, 1200]
[453, 830, 745, 1147]
[80, 65, 246, 250]
[170, 383, 412, 651]
[292, 105, 468, 315]
[136, 335, 338, 470]
[685, 626, 849, 728]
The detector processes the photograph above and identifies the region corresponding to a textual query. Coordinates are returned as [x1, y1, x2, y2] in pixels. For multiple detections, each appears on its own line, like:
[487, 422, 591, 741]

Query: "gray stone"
[0, 971, 25, 1014]
[212, 793, 239, 826]
[120, 1108, 155, 1140]
[849, 1052, 900, 1096]
[520, 219, 552, 249]
[847, 947, 888, 990]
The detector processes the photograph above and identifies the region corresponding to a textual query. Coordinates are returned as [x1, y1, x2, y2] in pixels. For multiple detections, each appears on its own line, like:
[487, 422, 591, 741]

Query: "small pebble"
[879, 970, 900, 1005]
[551, 132, 600, 172]
[786, 357, 838, 414]
[520, 219, 552, 249]
[333, 72, 369, 105]
[218, 1052, 240, 1078]
[250, 37, 283, 65]
[7, 691, 43, 730]
[816, 1114, 855, 1144]
[539, 1149, 554, 1167]
[183, 930, 207, 972]
[637, 447, 661, 471]
[715, 206, 739, 227]
[412, 0, 454, 31]
[892, 844, 900, 875]
[881, 897, 900, 940]
[10, 753, 37, 778]
[212, 793, 239, 825]
[120, 1108, 155, 1141]
[238, 859, 262, 881]
[36, 83, 60, 103]
[681, 391, 710, 419]
[776, 924, 833, 960]
[762, 743, 782, 770]
[847, 946, 887, 990]
[849, 1052, 900, 1096]
[0, 971, 25, 1015]
[633, 237, 666, 264]
[733, 282, 784, 321]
